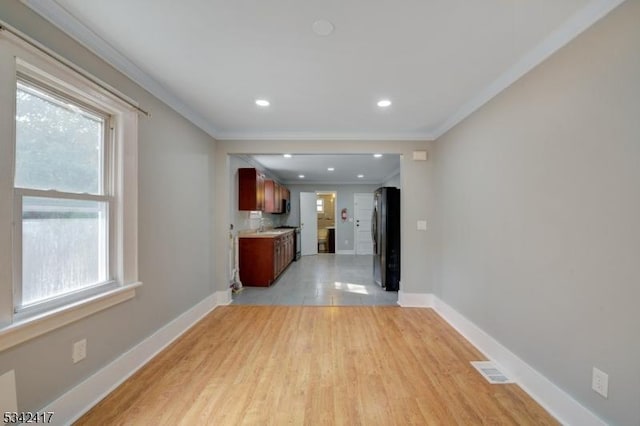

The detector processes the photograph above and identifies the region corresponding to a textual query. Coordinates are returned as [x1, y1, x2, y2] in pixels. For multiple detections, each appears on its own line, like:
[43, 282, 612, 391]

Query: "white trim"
[431, 296, 607, 426]
[215, 288, 232, 306]
[39, 293, 221, 425]
[217, 131, 435, 141]
[1, 20, 138, 109]
[19, 0, 218, 137]
[397, 292, 607, 425]
[0, 283, 141, 352]
[396, 290, 434, 308]
[0, 34, 141, 351]
[30, 288, 606, 425]
[336, 249, 355, 255]
[21, 0, 623, 142]
[432, 0, 625, 139]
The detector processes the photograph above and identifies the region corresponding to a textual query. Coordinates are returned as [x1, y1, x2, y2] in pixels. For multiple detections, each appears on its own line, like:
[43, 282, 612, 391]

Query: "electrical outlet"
[592, 367, 608, 398]
[72, 339, 87, 364]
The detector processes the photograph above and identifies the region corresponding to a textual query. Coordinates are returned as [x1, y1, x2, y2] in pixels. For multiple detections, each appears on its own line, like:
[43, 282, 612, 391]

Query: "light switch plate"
[417, 220, 427, 231]
[592, 367, 608, 398]
[73, 339, 87, 363]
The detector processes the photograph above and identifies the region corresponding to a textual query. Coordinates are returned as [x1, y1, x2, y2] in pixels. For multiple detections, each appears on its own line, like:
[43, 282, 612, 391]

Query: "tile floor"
[231, 254, 398, 306]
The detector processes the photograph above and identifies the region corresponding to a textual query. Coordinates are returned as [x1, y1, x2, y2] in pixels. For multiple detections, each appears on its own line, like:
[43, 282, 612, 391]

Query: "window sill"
[0, 282, 142, 352]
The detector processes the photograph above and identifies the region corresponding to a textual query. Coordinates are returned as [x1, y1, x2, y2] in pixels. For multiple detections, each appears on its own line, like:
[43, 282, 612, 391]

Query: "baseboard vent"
[471, 361, 514, 384]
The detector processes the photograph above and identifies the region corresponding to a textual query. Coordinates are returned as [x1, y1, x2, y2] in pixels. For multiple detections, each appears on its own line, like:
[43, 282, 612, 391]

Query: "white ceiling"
[246, 154, 400, 185]
[22, 0, 622, 141]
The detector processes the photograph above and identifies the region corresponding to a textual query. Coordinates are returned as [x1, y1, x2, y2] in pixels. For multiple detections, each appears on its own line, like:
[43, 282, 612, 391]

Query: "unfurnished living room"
[0, 1, 638, 425]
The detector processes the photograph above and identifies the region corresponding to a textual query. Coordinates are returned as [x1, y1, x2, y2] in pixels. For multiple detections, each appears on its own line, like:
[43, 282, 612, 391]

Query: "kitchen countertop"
[238, 228, 295, 238]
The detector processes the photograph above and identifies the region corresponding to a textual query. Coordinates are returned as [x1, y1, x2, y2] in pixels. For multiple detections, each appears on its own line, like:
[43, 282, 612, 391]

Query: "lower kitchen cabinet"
[239, 231, 295, 286]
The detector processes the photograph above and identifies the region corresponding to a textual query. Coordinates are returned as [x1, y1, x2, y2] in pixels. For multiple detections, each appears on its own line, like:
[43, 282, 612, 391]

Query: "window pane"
[15, 81, 104, 194]
[21, 197, 108, 306]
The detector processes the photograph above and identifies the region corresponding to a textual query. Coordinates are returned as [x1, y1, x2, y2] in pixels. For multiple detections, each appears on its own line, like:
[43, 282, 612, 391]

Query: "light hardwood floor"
[76, 306, 558, 425]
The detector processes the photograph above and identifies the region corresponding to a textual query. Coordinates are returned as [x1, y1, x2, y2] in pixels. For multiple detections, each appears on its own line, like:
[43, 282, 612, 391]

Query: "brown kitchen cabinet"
[264, 179, 290, 214]
[238, 168, 265, 211]
[264, 180, 282, 213]
[241, 170, 290, 214]
[282, 187, 290, 210]
[239, 230, 295, 286]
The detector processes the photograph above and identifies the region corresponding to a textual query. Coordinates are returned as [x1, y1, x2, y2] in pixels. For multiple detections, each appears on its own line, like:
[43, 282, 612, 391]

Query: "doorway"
[316, 192, 336, 253]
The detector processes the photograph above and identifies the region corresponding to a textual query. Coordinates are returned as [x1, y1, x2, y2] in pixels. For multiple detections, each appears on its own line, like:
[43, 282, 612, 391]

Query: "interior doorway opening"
[226, 152, 402, 306]
[316, 192, 336, 253]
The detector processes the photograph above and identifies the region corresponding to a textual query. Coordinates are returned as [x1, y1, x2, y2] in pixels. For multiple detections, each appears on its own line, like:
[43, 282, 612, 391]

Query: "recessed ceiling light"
[283, 154, 292, 158]
[312, 20, 334, 36]
[298, 174, 305, 179]
[373, 154, 383, 158]
[255, 99, 270, 107]
[327, 167, 335, 171]
[357, 174, 364, 178]
[377, 99, 392, 108]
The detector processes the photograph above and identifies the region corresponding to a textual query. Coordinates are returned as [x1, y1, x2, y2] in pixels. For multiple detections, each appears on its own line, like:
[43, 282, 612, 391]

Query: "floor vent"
[470, 361, 514, 384]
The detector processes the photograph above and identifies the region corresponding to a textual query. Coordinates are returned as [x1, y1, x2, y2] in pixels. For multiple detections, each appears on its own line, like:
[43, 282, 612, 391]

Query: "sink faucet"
[258, 218, 265, 233]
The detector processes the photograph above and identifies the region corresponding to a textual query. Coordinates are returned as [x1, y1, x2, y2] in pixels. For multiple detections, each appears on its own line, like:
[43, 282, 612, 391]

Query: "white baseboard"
[39, 288, 605, 425]
[335, 249, 355, 255]
[397, 290, 434, 307]
[216, 288, 232, 305]
[41, 291, 226, 425]
[398, 291, 605, 425]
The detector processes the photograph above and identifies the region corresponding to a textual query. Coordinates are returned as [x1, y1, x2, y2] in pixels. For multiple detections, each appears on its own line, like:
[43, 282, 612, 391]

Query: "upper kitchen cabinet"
[282, 187, 290, 214]
[264, 179, 279, 213]
[265, 179, 291, 214]
[238, 168, 265, 211]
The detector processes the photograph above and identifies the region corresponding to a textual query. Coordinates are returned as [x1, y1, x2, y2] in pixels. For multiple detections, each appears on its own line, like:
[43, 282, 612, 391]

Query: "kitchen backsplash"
[234, 210, 287, 234]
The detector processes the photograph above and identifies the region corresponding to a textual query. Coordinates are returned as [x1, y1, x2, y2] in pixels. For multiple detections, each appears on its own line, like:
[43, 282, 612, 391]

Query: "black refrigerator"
[372, 187, 400, 291]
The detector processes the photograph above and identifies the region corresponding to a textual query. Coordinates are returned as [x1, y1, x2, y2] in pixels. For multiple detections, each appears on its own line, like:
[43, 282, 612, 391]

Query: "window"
[0, 30, 140, 350]
[316, 199, 324, 213]
[14, 78, 114, 313]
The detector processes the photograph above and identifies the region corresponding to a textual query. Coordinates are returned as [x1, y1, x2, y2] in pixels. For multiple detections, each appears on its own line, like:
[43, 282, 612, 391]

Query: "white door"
[354, 193, 374, 254]
[300, 192, 318, 255]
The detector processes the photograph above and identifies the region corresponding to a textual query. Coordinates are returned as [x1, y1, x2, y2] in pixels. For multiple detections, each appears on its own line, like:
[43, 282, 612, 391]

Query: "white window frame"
[13, 76, 116, 317]
[0, 30, 141, 352]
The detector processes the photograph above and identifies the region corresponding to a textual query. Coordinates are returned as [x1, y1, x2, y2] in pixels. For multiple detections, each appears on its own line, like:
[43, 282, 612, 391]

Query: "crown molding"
[216, 131, 435, 142]
[22, 0, 624, 143]
[21, 0, 220, 139]
[431, 0, 626, 139]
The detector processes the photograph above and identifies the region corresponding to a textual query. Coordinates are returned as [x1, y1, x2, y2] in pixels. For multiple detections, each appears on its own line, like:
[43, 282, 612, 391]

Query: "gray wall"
[286, 184, 380, 252]
[0, 1, 215, 413]
[433, 2, 639, 424]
